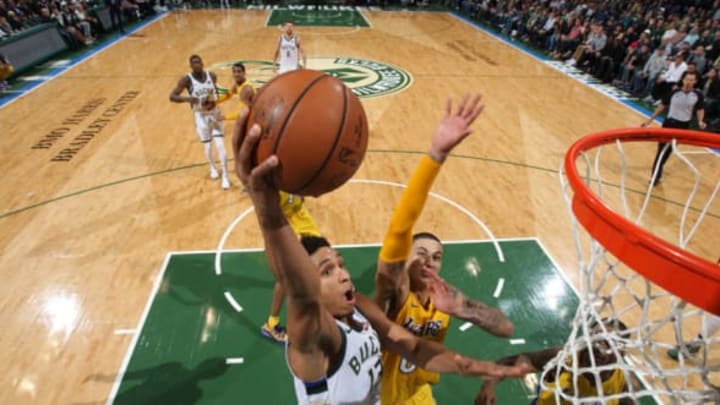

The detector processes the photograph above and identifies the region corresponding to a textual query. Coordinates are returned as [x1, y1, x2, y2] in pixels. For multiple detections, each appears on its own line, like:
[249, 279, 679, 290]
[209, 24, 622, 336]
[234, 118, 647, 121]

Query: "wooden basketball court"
[0, 8, 718, 404]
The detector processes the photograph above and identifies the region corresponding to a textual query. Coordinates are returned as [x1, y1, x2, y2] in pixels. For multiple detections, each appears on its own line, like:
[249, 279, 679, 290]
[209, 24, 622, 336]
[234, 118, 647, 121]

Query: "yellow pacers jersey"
[279, 191, 321, 237]
[381, 293, 450, 405]
[536, 368, 626, 405]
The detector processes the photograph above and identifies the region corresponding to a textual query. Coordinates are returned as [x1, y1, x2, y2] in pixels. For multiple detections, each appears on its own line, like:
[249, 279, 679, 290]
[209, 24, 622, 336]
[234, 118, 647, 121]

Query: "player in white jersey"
[287, 282, 383, 405]
[231, 93, 531, 405]
[169, 54, 231, 189]
[273, 22, 307, 74]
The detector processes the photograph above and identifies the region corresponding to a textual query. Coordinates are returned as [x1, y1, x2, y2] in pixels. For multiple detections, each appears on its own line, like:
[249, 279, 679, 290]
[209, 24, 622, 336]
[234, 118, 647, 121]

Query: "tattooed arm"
[426, 270, 513, 337]
[493, 348, 560, 370]
[456, 296, 514, 337]
[475, 348, 560, 405]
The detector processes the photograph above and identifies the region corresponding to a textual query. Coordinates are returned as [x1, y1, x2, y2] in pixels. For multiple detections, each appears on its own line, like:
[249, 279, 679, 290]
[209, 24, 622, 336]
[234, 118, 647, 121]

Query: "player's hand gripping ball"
[245, 69, 368, 196]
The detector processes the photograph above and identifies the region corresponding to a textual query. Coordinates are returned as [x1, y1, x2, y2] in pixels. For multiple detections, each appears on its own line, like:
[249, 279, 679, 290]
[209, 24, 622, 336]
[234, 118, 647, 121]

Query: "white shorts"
[278, 64, 299, 74]
[193, 108, 224, 142]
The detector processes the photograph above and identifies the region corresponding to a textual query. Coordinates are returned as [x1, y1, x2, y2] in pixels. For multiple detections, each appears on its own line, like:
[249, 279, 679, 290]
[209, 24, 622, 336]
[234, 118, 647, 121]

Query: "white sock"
[213, 136, 228, 177]
[701, 314, 720, 339]
[203, 141, 217, 171]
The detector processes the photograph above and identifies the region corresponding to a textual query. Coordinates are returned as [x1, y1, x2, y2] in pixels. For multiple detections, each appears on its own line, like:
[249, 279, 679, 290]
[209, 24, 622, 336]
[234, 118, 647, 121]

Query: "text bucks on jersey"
[291, 309, 383, 405]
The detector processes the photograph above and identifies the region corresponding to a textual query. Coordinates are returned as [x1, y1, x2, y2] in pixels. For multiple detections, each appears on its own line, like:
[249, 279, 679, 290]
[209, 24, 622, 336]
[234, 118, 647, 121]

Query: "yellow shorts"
[287, 205, 321, 237]
[280, 192, 321, 237]
[398, 384, 435, 405]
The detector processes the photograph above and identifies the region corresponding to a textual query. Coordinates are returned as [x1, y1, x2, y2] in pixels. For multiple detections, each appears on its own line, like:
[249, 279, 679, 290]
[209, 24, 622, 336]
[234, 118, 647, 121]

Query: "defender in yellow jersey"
[535, 367, 626, 405]
[476, 319, 632, 405]
[217, 62, 255, 122]
[381, 279, 450, 404]
[375, 94, 515, 405]
[260, 191, 322, 344]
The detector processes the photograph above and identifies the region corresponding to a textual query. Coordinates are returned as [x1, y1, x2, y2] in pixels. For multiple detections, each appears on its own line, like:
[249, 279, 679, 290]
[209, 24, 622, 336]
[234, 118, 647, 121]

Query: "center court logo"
[209, 57, 412, 98]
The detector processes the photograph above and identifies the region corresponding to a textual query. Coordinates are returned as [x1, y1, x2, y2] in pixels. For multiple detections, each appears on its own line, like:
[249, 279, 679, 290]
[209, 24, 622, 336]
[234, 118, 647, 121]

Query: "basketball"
[246, 69, 368, 196]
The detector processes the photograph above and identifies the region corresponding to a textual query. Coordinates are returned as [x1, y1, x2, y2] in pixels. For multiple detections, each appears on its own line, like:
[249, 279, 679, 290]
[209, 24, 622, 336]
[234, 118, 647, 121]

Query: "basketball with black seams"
[245, 69, 368, 196]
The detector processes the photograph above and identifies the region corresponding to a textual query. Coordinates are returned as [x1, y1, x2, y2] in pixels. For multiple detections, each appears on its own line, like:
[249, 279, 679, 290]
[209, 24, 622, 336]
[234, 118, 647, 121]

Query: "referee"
[642, 70, 706, 186]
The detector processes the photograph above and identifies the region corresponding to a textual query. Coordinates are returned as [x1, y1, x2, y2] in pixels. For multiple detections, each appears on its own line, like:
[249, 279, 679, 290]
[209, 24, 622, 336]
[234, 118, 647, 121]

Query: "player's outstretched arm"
[474, 348, 560, 405]
[357, 294, 530, 380]
[424, 270, 513, 337]
[169, 76, 196, 104]
[232, 108, 341, 380]
[215, 84, 236, 104]
[375, 94, 485, 316]
[220, 85, 253, 121]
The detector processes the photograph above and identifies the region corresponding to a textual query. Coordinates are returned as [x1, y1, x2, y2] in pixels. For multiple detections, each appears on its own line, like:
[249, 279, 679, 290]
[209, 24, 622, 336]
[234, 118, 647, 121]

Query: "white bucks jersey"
[278, 35, 299, 73]
[289, 309, 382, 405]
[187, 71, 217, 112]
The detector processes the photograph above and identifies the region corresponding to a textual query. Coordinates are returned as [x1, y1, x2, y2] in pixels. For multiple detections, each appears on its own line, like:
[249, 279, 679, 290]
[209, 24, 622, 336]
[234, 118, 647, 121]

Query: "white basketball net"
[550, 138, 720, 404]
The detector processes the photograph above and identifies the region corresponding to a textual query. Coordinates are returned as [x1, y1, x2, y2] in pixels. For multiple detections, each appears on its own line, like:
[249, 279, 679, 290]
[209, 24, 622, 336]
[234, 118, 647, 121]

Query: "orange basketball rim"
[564, 127, 720, 316]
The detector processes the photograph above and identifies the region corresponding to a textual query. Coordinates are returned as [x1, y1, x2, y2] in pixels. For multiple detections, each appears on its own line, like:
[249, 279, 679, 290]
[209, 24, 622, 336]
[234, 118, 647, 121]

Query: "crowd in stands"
[455, 0, 720, 131]
[3, 0, 720, 130]
[0, 0, 160, 46]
